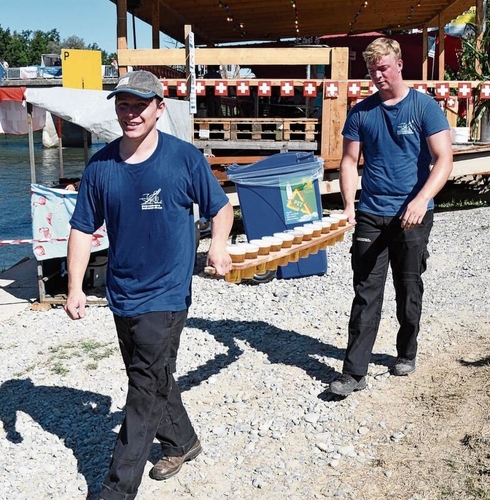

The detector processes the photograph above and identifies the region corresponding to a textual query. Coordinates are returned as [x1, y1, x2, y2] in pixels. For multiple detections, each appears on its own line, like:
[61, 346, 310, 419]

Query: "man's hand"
[343, 207, 357, 226]
[207, 245, 232, 276]
[399, 197, 428, 230]
[64, 290, 88, 320]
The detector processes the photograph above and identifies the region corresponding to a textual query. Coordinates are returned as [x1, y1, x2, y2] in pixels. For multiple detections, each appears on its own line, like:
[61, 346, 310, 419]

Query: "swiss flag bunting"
[176, 80, 187, 96]
[324, 81, 339, 98]
[195, 80, 206, 96]
[280, 81, 294, 97]
[303, 81, 317, 97]
[257, 81, 272, 96]
[236, 81, 250, 96]
[214, 81, 228, 96]
[347, 81, 362, 98]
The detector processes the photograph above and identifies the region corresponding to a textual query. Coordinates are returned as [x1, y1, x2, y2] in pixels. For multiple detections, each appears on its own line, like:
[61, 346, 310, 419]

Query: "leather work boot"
[329, 374, 367, 396]
[150, 439, 202, 481]
[391, 357, 416, 376]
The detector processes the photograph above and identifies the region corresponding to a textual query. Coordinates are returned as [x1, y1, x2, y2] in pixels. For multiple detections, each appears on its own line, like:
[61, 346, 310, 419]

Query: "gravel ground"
[0, 206, 489, 500]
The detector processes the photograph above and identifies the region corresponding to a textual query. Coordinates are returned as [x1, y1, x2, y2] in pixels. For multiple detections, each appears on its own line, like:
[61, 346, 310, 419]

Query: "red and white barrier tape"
[0, 234, 105, 246]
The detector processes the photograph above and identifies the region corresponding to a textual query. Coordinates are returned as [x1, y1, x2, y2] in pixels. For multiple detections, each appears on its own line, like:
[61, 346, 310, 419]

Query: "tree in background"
[0, 25, 117, 66]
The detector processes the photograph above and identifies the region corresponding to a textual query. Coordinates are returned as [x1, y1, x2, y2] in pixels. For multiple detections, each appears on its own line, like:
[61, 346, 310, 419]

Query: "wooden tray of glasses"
[205, 223, 353, 283]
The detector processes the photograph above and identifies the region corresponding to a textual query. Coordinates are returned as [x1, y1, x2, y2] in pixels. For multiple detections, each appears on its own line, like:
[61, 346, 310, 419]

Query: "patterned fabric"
[31, 184, 108, 261]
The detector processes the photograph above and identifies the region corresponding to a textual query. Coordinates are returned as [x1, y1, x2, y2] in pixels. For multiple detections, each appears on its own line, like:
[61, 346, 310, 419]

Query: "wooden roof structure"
[113, 0, 478, 46]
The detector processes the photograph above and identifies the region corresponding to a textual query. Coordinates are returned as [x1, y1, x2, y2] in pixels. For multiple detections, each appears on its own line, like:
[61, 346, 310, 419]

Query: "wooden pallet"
[194, 121, 231, 140]
[194, 118, 319, 142]
[283, 121, 317, 141]
[205, 223, 353, 283]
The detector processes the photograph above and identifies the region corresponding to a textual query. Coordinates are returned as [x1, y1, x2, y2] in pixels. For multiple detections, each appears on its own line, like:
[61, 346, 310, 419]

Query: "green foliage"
[0, 24, 116, 66]
[455, 13, 490, 125]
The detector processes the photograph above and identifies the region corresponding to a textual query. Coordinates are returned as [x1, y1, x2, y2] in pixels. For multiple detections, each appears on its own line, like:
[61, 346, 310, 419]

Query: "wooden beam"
[118, 47, 334, 66]
[438, 20, 445, 80]
[116, 0, 128, 74]
[476, 0, 485, 74]
[451, 149, 490, 177]
[151, 0, 160, 49]
[324, 47, 349, 159]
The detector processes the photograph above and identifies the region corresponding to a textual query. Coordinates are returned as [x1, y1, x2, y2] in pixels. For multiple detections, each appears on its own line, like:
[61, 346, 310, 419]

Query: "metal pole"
[27, 103, 36, 184]
[57, 116, 64, 180]
[83, 129, 89, 165]
[132, 11, 137, 49]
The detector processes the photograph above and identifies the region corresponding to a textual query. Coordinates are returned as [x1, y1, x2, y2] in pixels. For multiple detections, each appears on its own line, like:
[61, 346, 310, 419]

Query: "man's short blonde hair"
[362, 38, 402, 65]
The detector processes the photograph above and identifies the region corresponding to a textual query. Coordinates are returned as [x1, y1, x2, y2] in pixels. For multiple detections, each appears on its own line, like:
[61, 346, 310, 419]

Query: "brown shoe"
[150, 439, 202, 480]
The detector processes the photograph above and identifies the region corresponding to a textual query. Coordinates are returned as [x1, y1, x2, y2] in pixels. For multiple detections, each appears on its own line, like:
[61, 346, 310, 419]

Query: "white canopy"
[0, 86, 191, 143]
[25, 87, 191, 143]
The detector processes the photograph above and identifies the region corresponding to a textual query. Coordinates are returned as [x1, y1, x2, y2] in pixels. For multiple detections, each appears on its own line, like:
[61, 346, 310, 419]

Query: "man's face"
[115, 93, 164, 140]
[366, 54, 403, 92]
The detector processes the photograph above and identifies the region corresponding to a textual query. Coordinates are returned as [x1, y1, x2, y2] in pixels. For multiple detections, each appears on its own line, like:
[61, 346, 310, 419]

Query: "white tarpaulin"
[24, 87, 191, 143]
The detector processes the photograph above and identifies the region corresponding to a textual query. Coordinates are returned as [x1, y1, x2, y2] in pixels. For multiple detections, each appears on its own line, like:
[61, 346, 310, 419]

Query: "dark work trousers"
[342, 210, 434, 377]
[101, 310, 198, 500]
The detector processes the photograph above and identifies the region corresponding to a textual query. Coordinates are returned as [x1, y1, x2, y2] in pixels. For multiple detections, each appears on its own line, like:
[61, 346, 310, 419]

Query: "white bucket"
[451, 126, 470, 143]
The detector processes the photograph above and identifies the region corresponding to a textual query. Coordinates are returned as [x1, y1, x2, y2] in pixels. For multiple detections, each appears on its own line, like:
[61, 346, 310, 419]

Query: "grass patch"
[436, 198, 488, 209]
[50, 362, 69, 376]
[22, 339, 118, 376]
[14, 364, 37, 377]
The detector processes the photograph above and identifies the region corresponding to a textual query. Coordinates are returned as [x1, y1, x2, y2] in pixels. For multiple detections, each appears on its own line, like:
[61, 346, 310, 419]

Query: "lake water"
[0, 134, 105, 270]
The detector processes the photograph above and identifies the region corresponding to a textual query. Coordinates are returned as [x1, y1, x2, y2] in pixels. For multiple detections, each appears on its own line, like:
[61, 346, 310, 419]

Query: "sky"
[1, 0, 178, 55]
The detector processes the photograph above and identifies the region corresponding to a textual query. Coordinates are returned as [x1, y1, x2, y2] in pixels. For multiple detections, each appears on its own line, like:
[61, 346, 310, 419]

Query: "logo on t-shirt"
[397, 121, 415, 135]
[140, 188, 163, 210]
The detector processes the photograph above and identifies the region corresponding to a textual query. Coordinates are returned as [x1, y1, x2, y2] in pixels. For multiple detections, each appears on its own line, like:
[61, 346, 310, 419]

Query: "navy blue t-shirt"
[342, 88, 449, 216]
[70, 131, 229, 316]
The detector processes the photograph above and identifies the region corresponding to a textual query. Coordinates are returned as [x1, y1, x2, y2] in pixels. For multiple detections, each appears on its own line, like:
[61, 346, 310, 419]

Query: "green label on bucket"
[280, 177, 320, 224]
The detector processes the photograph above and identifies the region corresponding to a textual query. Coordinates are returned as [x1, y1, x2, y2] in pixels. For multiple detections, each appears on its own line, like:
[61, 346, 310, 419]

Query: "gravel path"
[0, 206, 489, 500]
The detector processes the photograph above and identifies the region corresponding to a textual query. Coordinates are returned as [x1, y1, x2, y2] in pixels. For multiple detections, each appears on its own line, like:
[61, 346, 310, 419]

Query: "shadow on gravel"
[0, 324, 398, 496]
[0, 378, 123, 499]
[180, 318, 396, 394]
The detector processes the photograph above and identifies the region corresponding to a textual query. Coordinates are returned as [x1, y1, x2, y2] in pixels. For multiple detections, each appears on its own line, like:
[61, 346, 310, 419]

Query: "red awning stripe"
[0, 87, 27, 102]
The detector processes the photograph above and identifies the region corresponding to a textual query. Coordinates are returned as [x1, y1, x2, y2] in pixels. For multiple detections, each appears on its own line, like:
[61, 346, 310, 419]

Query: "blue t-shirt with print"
[342, 88, 449, 216]
[70, 131, 229, 317]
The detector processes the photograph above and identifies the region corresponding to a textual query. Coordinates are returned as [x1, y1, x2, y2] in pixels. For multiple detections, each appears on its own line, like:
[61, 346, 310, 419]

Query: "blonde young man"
[329, 38, 453, 397]
[65, 71, 233, 499]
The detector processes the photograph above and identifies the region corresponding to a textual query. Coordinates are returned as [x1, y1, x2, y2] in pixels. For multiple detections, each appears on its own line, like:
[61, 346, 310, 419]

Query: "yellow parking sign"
[62, 49, 102, 90]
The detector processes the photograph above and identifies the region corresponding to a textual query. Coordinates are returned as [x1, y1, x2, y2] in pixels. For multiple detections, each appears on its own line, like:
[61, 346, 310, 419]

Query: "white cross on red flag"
[214, 81, 228, 96]
[435, 83, 450, 99]
[176, 80, 187, 96]
[446, 96, 458, 109]
[303, 81, 317, 97]
[236, 81, 250, 96]
[324, 81, 339, 98]
[161, 80, 169, 96]
[280, 81, 294, 97]
[480, 82, 490, 99]
[347, 81, 361, 98]
[195, 80, 206, 96]
[414, 83, 427, 94]
[258, 81, 272, 97]
[458, 82, 472, 99]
